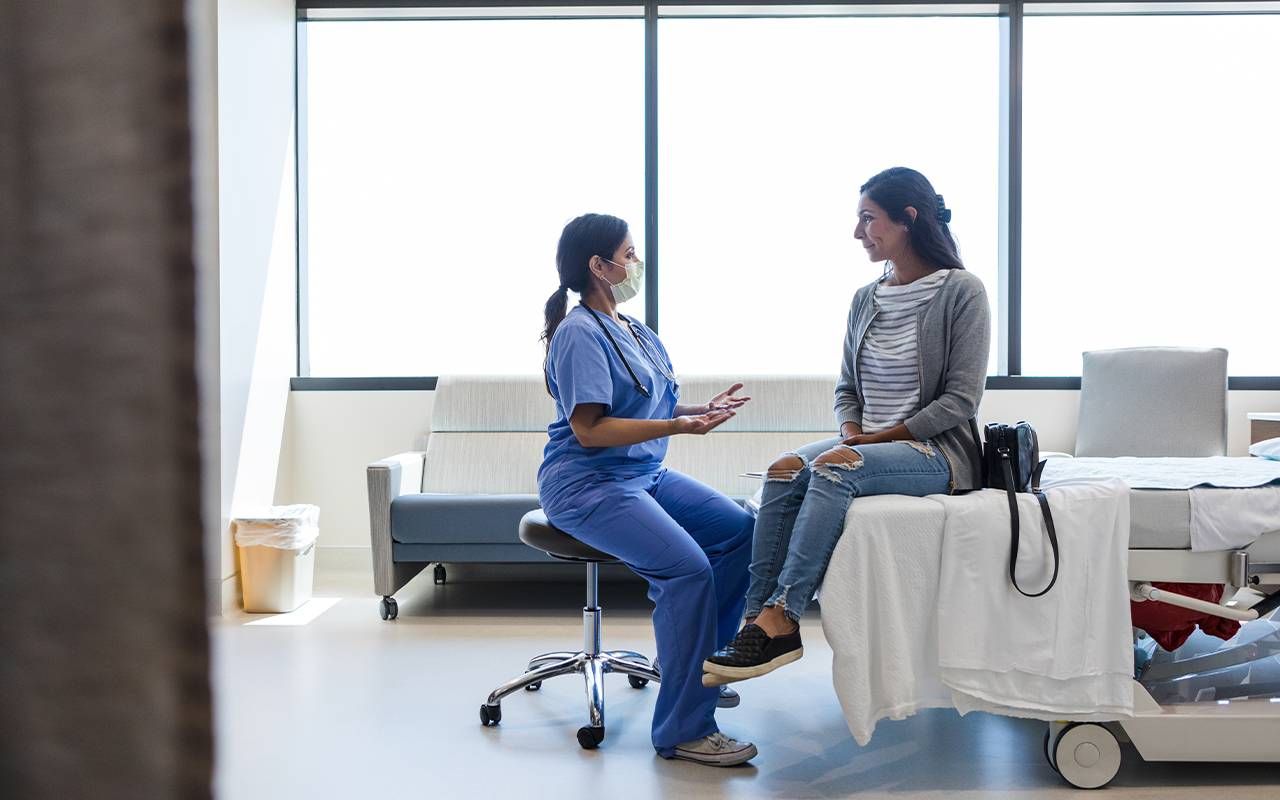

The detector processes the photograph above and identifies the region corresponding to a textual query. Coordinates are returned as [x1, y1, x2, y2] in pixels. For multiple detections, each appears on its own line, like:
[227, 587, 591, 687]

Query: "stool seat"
[519, 509, 616, 563]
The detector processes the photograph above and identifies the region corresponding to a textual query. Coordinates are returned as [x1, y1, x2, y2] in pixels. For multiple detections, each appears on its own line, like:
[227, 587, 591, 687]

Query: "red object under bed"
[1130, 582, 1241, 651]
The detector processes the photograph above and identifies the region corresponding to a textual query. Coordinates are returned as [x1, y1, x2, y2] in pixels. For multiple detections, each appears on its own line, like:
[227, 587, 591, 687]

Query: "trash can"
[233, 504, 319, 613]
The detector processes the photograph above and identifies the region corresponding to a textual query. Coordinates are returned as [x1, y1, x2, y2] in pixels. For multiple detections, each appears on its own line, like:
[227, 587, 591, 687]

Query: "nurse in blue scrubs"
[537, 213, 758, 767]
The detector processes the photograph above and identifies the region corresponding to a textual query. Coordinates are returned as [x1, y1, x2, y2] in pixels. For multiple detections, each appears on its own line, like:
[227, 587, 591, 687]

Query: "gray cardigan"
[834, 268, 991, 492]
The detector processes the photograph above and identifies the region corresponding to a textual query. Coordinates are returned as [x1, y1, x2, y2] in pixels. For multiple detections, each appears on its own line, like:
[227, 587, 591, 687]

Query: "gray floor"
[213, 566, 1280, 799]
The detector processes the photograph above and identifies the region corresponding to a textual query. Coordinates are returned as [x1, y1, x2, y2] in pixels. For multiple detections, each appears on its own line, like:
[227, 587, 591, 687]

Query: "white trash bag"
[233, 504, 320, 550]
[234, 505, 320, 613]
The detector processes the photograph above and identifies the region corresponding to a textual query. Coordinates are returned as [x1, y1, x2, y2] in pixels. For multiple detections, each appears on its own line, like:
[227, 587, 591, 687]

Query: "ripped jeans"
[744, 436, 951, 623]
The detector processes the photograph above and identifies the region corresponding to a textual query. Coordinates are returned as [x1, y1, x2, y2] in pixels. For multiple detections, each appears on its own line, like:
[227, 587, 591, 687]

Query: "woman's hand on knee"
[841, 433, 878, 446]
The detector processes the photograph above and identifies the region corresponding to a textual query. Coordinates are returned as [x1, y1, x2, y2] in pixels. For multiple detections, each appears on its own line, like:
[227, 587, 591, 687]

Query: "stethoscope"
[580, 304, 676, 398]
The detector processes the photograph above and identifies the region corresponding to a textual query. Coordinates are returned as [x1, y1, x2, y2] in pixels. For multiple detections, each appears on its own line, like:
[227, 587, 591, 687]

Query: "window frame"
[292, 0, 1280, 390]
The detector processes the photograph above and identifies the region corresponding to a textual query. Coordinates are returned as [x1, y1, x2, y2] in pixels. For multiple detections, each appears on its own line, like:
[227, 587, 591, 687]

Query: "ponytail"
[541, 286, 570, 349]
[541, 286, 570, 394]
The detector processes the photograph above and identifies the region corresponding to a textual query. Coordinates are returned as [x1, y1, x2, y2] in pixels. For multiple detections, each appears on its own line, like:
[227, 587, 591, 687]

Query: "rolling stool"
[479, 509, 661, 750]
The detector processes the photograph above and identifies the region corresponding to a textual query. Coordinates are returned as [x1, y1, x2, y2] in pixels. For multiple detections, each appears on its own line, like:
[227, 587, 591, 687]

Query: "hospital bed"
[1042, 348, 1280, 787]
[815, 347, 1280, 789]
[1026, 497, 1279, 788]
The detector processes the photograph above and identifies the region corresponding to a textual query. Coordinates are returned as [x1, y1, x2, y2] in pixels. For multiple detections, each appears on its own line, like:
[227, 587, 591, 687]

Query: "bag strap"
[1003, 455, 1060, 598]
[1031, 458, 1047, 493]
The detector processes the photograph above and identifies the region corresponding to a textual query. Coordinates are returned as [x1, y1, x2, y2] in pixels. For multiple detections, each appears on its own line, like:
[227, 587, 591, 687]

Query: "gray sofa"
[366, 374, 837, 619]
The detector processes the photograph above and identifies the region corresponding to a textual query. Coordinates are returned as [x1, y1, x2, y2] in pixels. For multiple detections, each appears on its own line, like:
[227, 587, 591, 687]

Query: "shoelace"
[706, 732, 734, 751]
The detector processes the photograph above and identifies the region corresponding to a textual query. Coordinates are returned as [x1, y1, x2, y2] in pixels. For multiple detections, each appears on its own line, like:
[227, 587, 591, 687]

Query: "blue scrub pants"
[543, 468, 753, 756]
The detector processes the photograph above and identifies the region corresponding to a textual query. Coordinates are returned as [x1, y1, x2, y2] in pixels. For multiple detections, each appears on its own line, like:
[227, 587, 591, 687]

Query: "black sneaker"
[702, 623, 803, 683]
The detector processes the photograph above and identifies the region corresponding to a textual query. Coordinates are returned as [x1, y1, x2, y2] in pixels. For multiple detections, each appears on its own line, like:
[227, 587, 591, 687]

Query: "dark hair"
[859, 167, 963, 271]
[542, 213, 630, 389]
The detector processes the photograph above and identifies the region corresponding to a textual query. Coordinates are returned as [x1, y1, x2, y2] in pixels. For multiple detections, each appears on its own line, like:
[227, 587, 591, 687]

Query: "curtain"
[0, 2, 213, 798]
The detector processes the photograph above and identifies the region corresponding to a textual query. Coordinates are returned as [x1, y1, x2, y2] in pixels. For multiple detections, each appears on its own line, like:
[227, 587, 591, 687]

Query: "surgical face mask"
[603, 258, 645, 304]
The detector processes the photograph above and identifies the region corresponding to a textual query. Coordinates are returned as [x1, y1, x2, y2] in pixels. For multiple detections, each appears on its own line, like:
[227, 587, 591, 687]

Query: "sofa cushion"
[391, 493, 541, 545]
[676, 375, 839, 433]
[392, 493, 754, 549]
[420, 432, 545, 493]
[430, 374, 841, 434]
[422, 375, 844, 497]
[431, 375, 556, 432]
[419, 430, 832, 498]
[665, 431, 838, 498]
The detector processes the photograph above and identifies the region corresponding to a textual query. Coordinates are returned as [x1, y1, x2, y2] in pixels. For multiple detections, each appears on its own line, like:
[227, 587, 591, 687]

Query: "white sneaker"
[669, 732, 758, 767]
[717, 685, 740, 708]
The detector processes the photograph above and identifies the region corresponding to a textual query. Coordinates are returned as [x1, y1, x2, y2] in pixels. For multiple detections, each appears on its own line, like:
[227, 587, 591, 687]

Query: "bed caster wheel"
[433, 564, 447, 585]
[1043, 729, 1060, 775]
[525, 682, 542, 691]
[379, 596, 398, 620]
[1053, 723, 1121, 789]
[479, 704, 501, 727]
[576, 725, 605, 750]
[628, 675, 649, 689]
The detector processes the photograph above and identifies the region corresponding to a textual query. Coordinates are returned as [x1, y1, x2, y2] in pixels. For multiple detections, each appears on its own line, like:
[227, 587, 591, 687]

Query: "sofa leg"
[433, 563, 447, 585]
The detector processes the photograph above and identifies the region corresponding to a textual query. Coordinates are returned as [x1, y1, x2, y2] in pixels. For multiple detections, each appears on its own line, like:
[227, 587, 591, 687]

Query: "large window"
[297, 2, 1280, 384]
[658, 14, 1000, 375]
[1022, 9, 1280, 376]
[303, 15, 643, 376]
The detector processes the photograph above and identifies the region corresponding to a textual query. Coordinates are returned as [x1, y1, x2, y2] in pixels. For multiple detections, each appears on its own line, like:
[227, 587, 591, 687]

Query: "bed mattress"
[1104, 488, 1280, 550]
[1129, 489, 1193, 548]
[1041, 457, 1280, 551]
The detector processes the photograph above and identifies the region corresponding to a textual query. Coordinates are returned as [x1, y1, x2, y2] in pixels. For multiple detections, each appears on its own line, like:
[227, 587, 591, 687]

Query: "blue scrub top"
[538, 305, 680, 503]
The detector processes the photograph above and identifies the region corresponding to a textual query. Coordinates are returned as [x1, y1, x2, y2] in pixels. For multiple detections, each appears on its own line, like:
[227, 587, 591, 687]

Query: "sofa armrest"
[371, 451, 426, 498]
[367, 451, 426, 596]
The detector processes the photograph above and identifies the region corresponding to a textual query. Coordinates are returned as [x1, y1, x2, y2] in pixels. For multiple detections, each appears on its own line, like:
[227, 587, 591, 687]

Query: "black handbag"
[968, 419, 1060, 598]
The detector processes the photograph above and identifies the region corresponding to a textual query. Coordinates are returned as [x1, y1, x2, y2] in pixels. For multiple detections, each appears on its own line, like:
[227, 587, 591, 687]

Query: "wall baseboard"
[316, 545, 372, 575]
[220, 572, 240, 615]
[313, 545, 643, 585]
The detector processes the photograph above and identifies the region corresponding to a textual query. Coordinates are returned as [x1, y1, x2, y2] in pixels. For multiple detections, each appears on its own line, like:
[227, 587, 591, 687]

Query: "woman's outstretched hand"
[706, 382, 751, 413]
[672, 408, 735, 435]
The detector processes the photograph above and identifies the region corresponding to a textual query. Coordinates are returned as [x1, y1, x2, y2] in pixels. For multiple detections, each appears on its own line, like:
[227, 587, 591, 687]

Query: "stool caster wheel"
[524, 682, 542, 691]
[433, 564, 447, 585]
[479, 704, 501, 727]
[627, 675, 649, 689]
[379, 596, 398, 621]
[576, 725, 605, 750]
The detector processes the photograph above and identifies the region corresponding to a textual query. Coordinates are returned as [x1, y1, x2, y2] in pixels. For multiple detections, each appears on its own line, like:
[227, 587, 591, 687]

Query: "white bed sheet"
[821, 484, 1133, 745]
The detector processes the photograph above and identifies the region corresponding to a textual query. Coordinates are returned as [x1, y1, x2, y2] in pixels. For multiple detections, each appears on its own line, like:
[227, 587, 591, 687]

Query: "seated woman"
[538, 213, 758, 766]
[703, 167, 992, 684]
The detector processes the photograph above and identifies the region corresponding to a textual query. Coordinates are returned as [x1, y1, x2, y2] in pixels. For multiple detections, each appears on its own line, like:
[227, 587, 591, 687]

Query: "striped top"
[858, 270, 949, 433]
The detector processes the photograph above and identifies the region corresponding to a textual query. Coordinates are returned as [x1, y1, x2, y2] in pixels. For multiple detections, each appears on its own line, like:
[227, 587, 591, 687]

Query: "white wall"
[278, 391, 434, 554]
[280, 388, 1280, 560]
[216, 0, 297, 603]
